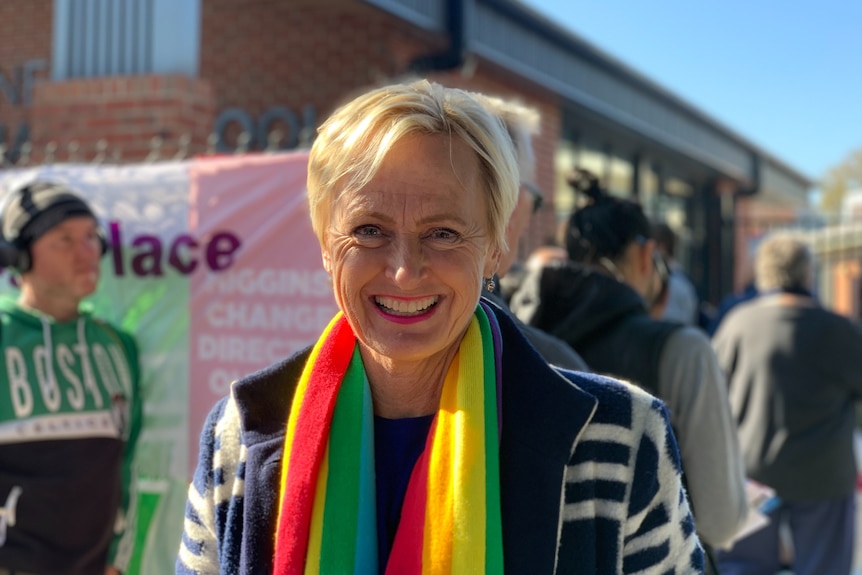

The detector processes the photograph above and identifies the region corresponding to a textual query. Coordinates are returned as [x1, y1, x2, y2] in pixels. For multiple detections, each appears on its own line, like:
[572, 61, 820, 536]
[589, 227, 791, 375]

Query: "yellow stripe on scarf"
[305, 444, 329, 574]
[425, 315, 487, 574]
[455, 316, 487, 572]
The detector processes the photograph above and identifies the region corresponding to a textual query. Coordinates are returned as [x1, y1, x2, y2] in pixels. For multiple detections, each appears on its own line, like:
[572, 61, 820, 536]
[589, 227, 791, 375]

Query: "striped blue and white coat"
[177, 302, 704, 574]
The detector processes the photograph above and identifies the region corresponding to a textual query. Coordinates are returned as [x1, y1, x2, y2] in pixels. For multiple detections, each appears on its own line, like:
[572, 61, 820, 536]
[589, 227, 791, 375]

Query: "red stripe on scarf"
[384, 416, 438, 574]
[273, 317, 356, 575]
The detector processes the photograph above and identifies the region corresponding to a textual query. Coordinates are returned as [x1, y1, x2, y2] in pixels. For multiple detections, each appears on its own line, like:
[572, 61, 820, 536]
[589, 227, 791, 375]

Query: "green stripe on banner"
[320, 348, 366, 573]
[126, 491, 163, 575]
[477, 307, 504, 573]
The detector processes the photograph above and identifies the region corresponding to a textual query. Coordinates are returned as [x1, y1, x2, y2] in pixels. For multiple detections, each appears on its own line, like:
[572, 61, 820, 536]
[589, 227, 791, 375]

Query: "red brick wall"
[29, 76, 216, 163]
[1, 0, 216, 164]
[200, 0, 440, 148]
[832, 261, 860, 319]
[0, 0, 53, 156]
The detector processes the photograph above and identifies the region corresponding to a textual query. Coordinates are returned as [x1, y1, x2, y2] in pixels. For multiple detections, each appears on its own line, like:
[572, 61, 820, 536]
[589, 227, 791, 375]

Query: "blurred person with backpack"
[510, 169, 748, 567]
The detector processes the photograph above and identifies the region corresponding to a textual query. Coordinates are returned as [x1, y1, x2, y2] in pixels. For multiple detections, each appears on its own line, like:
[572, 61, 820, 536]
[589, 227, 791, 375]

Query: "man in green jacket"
[0, 181, 141, 575]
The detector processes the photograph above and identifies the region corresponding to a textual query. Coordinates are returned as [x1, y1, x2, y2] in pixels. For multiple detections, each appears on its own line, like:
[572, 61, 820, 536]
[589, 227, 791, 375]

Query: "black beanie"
[0, 181, 98, 270]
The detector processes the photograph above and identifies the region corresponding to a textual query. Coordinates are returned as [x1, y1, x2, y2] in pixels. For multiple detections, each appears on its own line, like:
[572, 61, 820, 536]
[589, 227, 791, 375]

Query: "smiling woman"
[177, 79, 705, 575]
[321, 133, 500, 386]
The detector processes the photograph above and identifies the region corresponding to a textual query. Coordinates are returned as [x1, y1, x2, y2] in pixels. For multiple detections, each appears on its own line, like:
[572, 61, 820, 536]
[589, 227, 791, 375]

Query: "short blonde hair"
[306, 79, 519, 251]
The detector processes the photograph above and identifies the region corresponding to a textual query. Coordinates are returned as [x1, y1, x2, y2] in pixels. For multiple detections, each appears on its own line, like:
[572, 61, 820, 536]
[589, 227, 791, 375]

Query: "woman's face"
[321, 133, 500, 365]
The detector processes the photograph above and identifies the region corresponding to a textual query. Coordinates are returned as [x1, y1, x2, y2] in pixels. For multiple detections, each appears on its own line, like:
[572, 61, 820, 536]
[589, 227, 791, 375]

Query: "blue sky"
[520, 0, 862, 185]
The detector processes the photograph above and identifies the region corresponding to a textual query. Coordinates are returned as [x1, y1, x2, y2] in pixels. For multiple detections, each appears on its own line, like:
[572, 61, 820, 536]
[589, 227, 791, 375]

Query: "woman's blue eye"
[430, 228, 459, 241]
[355, 225, 381, 237]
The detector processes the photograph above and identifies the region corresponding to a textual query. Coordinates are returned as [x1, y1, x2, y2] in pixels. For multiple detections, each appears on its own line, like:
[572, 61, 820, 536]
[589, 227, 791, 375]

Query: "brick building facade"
[0, 0, 812, 301]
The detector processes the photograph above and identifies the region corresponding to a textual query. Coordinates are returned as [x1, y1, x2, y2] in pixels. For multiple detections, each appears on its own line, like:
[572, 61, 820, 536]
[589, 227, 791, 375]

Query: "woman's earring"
[485, 278, 496, 292]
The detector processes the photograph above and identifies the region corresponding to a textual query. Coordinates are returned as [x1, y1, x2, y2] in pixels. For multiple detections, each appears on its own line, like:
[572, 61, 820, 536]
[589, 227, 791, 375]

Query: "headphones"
[0, 181, 108, 274]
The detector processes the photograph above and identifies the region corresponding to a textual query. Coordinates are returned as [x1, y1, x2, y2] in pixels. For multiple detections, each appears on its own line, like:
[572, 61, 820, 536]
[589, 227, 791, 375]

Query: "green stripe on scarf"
[320, 349, 368, 573]
[478, 308, 504, 572]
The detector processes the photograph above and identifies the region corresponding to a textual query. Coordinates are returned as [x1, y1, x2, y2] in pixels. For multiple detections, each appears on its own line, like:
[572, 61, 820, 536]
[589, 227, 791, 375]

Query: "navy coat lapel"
[232, 347, 310, 575]
[490, 302, 598, 573]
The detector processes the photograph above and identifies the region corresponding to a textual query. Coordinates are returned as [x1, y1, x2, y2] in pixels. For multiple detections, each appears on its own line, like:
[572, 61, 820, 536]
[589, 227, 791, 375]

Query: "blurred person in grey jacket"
[473, 92, 588, 372]
[713, 233, 862, 575]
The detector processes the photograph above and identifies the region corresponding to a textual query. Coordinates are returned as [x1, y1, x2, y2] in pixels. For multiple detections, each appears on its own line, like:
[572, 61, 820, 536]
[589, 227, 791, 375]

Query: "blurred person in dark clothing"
[652, 222, 699, 325]
[713, 233, 862, 575]
[500, 244, 568, 307]
[472, 92, 588, 372]
[648, 252, 672, 319]
[510, 170, 748, 559]
[708, 247, 760, 336]
[525, 244, 568, 271]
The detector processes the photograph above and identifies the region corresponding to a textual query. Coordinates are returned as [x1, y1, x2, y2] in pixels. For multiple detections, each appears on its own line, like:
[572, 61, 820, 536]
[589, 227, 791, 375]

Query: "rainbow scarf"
[273, 303, 504, 575]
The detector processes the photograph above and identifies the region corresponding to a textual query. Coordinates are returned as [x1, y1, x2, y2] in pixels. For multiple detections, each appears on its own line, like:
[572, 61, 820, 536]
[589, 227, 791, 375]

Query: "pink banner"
[188, 152, 336, 473]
